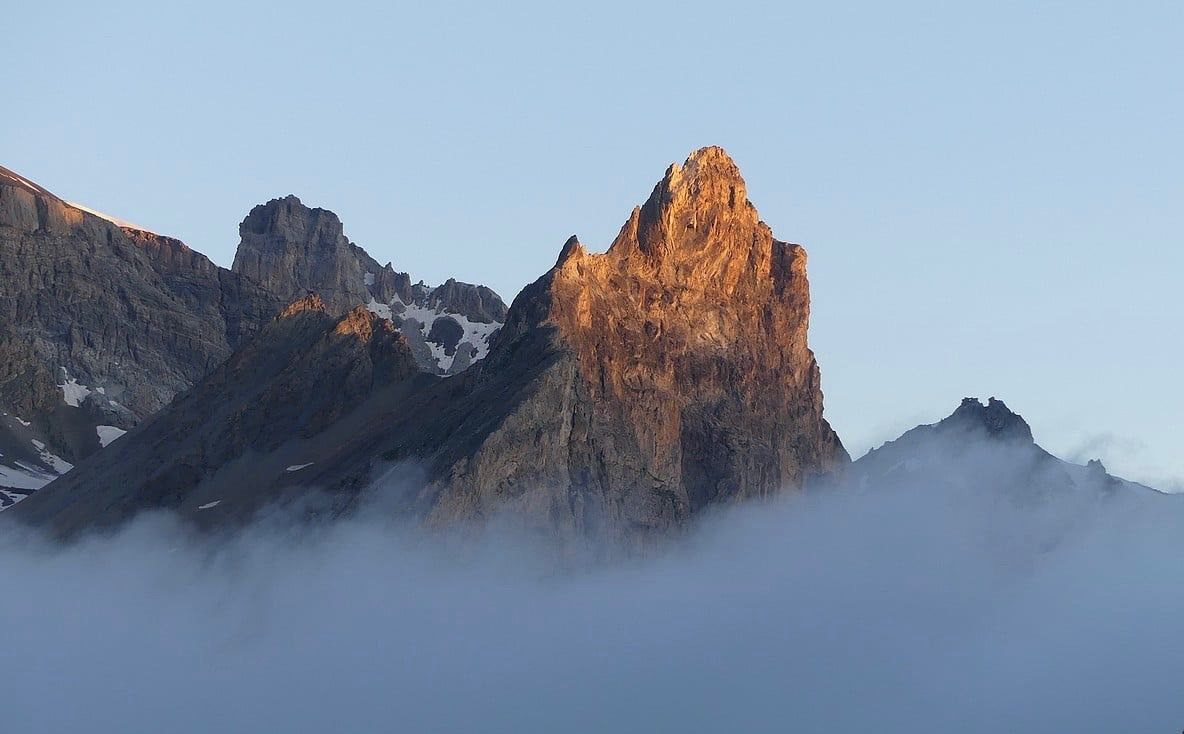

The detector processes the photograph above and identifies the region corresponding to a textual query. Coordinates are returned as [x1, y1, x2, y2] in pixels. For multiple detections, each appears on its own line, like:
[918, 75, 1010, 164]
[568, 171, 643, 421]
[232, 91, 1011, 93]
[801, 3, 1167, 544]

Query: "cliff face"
[11, 147, 849, 542]
[231, 195, 507, 375]
[418, 147, 848, 536]
[233, 196, 376, 316]
[0, 165, 282, 501]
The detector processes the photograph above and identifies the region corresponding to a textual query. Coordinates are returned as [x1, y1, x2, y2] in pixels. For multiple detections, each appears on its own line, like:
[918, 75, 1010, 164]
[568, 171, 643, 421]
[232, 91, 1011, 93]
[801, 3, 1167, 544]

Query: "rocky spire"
[537, 146, 821, 434]
[425, 145, 848, 529]
[610, 146, 758, 268]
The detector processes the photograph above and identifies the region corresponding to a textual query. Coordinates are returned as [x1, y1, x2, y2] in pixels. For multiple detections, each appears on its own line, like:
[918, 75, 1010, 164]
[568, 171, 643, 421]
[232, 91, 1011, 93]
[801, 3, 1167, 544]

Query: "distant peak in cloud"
[943, 396, 1034, 442]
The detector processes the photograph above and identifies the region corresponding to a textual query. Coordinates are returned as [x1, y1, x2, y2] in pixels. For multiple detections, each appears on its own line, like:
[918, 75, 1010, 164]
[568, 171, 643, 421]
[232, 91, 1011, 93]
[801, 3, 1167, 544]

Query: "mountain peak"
[471, 145, 847, 525]
[239, 195, 342, 238]
[608, 146, 757, 266]
[233, 196, 368, 315]
[942, 397, 1034, 442]
[555, 235, 585, 267]
[11, 148, 843, 541]
[671, 145, 746, 193]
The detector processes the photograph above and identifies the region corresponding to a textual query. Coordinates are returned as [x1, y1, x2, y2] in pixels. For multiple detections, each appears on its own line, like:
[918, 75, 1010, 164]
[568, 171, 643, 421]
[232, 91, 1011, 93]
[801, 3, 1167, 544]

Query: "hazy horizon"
[6, 0, 1180, 488]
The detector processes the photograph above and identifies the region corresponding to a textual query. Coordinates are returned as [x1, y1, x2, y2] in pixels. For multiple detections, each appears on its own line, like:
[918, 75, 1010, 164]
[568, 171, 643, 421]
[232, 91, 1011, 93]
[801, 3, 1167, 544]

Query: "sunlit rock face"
[421, 146, 849, 537]
[11, 148, 848, 544]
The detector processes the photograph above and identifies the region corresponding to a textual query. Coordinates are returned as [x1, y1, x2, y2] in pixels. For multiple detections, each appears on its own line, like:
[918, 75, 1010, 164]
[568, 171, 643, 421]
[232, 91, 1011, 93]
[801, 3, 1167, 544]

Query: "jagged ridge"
[11, 146, 849, 542]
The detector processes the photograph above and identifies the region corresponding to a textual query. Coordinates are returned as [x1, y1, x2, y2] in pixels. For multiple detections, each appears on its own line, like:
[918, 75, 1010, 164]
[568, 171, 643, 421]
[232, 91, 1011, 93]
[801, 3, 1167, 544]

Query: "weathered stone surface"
[10, 298, 422, 532]
[233, 196, 375, 316]
[427, 316, 464, 356]
[425, 278, 507, 324]
[12, 147, 849, 543]
[415, 146, 849, 537]
[0, 165, 283, 489]
[0, 167, 497, 506]
[230, 195, 508, 374]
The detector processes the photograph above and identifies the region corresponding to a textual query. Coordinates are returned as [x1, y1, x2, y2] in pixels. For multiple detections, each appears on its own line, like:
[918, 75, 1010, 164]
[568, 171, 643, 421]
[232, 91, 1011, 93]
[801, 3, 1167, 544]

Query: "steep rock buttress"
[418, 146, 849, 537]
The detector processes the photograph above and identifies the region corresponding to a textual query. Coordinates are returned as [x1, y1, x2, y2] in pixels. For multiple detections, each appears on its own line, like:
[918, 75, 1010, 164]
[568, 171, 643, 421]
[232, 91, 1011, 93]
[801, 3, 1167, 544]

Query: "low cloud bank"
[2, 462, 1183, 733]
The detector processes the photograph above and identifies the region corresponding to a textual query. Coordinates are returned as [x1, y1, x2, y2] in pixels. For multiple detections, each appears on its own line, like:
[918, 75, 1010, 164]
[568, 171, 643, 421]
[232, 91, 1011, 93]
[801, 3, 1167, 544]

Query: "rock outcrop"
[413, 146, 849, 535]
[0, 165, 282, 501]
[231, 195, 507, 374]
[233, 196, 377, 316]
[12, 147, 849, 542]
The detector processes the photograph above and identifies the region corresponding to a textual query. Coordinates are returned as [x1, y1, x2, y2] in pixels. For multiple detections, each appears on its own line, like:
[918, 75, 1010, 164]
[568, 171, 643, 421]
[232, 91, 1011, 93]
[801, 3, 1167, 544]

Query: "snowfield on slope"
[366, 291, 502, 373]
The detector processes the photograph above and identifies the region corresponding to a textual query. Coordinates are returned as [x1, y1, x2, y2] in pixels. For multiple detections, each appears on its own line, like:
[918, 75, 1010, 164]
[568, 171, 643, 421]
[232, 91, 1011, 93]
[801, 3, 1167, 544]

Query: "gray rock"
[229, 195, 508, 374]
[8, 296, 423, 531]
[425, 278, 507, 324]
[228, 198, 505, 330]
[0, 165, 283, 488]
[232, 195, 375, 316]
[13, 148, 850, 545]
[426, 316, 463, 356]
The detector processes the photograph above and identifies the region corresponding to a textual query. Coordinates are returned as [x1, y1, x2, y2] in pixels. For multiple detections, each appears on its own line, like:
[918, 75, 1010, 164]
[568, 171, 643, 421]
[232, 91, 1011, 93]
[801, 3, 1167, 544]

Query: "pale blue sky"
[6, 1, 1181, 487]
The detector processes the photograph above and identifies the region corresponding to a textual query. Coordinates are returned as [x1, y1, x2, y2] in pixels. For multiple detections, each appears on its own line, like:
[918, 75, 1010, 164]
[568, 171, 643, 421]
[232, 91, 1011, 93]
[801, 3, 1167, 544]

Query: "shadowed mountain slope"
[0, 165, 283, 503]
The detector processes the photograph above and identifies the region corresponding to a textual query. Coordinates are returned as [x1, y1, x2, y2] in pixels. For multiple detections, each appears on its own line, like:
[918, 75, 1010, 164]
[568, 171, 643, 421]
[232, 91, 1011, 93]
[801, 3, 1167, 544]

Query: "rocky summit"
[415, 146, 849, 535]
[232, 195, 507, 375]
[0, 166, 507, 510]
[12, 147, 850, 542]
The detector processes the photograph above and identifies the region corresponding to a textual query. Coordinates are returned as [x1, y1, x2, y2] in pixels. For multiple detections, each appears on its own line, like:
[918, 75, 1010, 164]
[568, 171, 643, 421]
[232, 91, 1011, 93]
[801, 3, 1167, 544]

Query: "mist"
[2, 449, 1183, 733]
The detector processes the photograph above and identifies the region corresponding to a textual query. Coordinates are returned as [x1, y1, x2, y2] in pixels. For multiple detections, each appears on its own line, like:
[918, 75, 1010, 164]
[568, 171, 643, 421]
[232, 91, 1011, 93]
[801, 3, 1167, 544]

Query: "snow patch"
[363, 276, 504, 373]
[365, 299, 393, 321]
[59, 375, 93, 408]
[1, 169, 46, 196]
[96, 425, 127, 448]
[380, 295, 502, 372]
[66, 201, 153, 233]
[0, 439, 72, 507]
[30, 441, 73, 475]
[0, 462, 56, 492]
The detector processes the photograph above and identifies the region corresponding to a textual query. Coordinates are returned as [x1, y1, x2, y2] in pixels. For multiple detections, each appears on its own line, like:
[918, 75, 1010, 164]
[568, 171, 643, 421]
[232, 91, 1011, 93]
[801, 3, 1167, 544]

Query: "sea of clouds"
[2, 457, 1183, 733]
